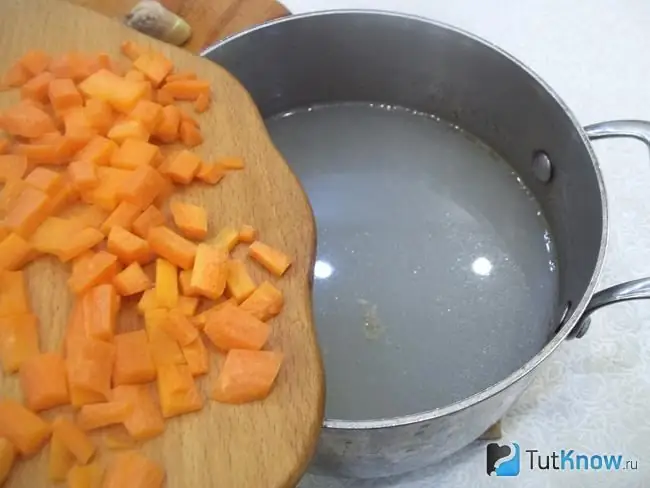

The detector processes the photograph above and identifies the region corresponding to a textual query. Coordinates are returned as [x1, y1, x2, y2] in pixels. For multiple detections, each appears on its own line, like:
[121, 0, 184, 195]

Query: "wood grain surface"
[68, 0, 291, 53]
[0, 0, 323, 486]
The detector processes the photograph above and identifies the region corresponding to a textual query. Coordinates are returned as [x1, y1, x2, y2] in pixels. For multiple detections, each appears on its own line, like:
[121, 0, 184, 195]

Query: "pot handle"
[569, 120, 650, 339]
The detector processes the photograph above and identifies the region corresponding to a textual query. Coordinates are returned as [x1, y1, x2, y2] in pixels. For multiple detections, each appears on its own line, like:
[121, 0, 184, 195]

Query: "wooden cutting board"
[0, 0, 323, 487]
[68, 0, 291, 53]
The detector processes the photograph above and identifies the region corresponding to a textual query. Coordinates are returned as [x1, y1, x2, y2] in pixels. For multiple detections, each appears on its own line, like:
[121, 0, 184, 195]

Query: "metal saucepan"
[203, 11, 650, 479]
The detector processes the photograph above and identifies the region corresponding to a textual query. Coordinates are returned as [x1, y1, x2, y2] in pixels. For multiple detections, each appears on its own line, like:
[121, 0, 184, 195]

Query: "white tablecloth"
[279, 0, 650, 486]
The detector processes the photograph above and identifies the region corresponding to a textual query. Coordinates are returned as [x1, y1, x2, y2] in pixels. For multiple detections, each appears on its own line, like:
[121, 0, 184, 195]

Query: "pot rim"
[203, 9, 609, 431]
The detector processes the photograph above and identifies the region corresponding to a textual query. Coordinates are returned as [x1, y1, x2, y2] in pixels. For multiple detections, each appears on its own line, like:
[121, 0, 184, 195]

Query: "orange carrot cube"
[76, 135, 117, 166]
[213, 227, 239, 252]
[178, 269, 197, 297]
[226, 259, 256, 303]
[5, 185, 50, 238]
[155, 258, 178, 308]
[152, 105, 180, 143]
[164, 150, 201, 184]
[132, 204, 166, 239]
[137, 289, 159, 314]
[100, 201, 141, 234]
[238, 224, 256, 243]
[195, 161, 226, 185]
[0, 233, 34, 271]
[0, 437, 15, 486]
[19, 352, 69, 411]
[0, 155, 28, 183]
[107, 226, 152, 264]
[48, 78, 83, 113]
[0, 314, 40, 373]
[248, 240, 293, 276]
[0, 271, 29, 317]
[0, 400, 51, 456]
[1, 100, 56, 138]
[132, 52, 174, 87]
[77, 402, 132, 431]
[118, 165, 165, 210]
[56, 228, 105, 263]
[156, 363, 202, 418]
[107, 119, 149, 144]
[147, 226, 197, 270]
[21, 71, 55, 103]
[67, 463, 104, 488]
[110, 138, 160, 169]
[181, 336, 208, 376]
[67, 251, 118, 295]
[190, 244, 228, 300]
[112, 385, 164, 440]
[113, 330, 156, 385]
[48, 432, 75, 482]
[240, 281, 284, 321]
[204, 301, 270, 351]
[24, 167, 63, 196]
[18, 50, 51, 76]
[81, 284, 119, 342]
[169, 200, 207, 240]
[210, 349, 283, 404]
[104, 451, 164, 488]
[85, 98, 115, 136]
[161, 309, 198, 346]
[68, 160, 99, 191]
[179, 121, 203, 148]
[78, 69, 146, 113]
[177, 295, 199, 316]
[66, 338, 115, 403]
[128, 100, 164, 132]
[52, 416, 95, 464]
[194, 93, 210, 113]
[162, 79, 210, 100]
[113, 262, 152, 296]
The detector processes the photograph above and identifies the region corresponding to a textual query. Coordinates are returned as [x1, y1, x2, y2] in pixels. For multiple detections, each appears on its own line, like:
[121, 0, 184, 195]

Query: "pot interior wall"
[203, 12, 604, 419]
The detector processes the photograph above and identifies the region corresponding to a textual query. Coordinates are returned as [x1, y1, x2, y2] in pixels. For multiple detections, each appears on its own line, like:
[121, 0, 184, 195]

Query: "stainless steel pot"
[203, 11, 650, 479]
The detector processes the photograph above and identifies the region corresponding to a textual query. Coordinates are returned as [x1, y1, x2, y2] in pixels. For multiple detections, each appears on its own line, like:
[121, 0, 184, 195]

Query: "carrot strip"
[113, 262, 152, 296]
[67, 251, 118, 295]
[240, 281, 284, 321]
[226, 259, 257, 303]
[52, 416, 95, 464]
[68, 160, 99, 191]
[178, 269, 198, 297]
[78, 69, 146, 113]
[77, 402, 132, 431]
[0, 271, 29, 317]
[166, 71, 197, 82]
[181, 336, 209, 376]
[194, 93, 210, 113]
[48, 78, 83, 113]
[76, 135, 117, 165]
[113, 330, 156, 385]
[213, 227, 239, 252]
[132, 204, 166, 239]
[1, 62, 31, 89]
[190, 244, 228, 300]
[66, 338, 115, 404]
[81, 284, 119, 342]
[147, 226, 197, 270]
[203, 301, 270, 351]
[112, 385, 165, 440]
[162, 79, 210, 100]
[56, 227, 105, 263]
[169, 200, 207, 240]
[195, 161, 226, 184]
[238, 224, 256, 243]
[107, 226, 152, 264]
[118, 164, 165, 210]
[248, 240, 293, 276]
[120, 41, 143, 61]
[0, 233, 34, 270]
[155, 258, 178, 308]
[152, 104, 180, 142]
[101, 201, 141, 234]
[179, 121, 203, 147]
[156, 363, 202, 418]
[132, 52, 174, 87]
[164, 149, 201, 184]
[162, 308, 198, 346]
[48, 432, 75, 482]
[21, 71, 55, 103]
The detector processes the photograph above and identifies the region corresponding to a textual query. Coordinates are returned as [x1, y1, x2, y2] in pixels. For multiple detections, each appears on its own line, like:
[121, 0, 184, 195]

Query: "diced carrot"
[192, 299, 236, 329]
[213, 227, 240, 252]
[133, 52, 174, 87]
[154, 174, 175, 206]
[101, 201, 141, 234]
[70, 388, 106, 409]
[195, 161, 225, 184]
[156, 363, 202, 418]
[0, 233, 33, 270]
[211, 349, 283, 404]
[21, 71, 55, 102]
[238, 224, 256, 243]
[0, 400, 50, 456]
[0, 137, 10, 155]
[48, 78, 83, 114]
[29, 216, 82, 254]
[163, 149, 201, 184]
[118, 165, 165, 210]
[169, 200, 207, 240]
[0, 179, 29, 216]
[145, 309, 186, 367]
[102, 430, 138, 450]
[113, 262, 152, 296]
[2, 100, 56, 138]
[204, 301, 270, 351]
[63, 204, 109, 230]
[83, 166, 132, 211]
[75, 135, 117, 165]
[85, 98, 115, 136]
[166, 71, 196, 82]
[107, 226, 152, 264]
[120, 41, 143, 61]
[161, 308, 198, 346]
[155, 88, 174, 106]
[104, 451, 165, 488]
[181, 336, 208, 376]
[240, 281, 284, 321]
[137, 289, 158, 314]
[155, 258, 178, 308]
[63, 108, 97, 150]
[194, 93, 210, 113]
[125, 70, 147, 83]
[48, 178, 79, 215]
[132, 204, 165, 239]
[66, 338, 115, 403]
[77, 402, 132, 431]
[1, 62, 30, 89]
[226, 259, 257, 303]
[112, 385, 164, 441]
[0, 438, 16, 486]
[68, 463, 104, 488]
[68, 251, 118, 295]
[179, 110, 199, 128]
[19, 352, 69, 411]
[48, 431, 75, 482]
[68, 160, 98, 190]
[0, 271, 29, 317]
[189, 244, 227, 300]
[56, 227, 104, 262]
[179, 121, 203, 148]
[49, 53, 99, 81]
[52, 416, 95, 464]
[81, 284, 119, 342]
[110, 138, 160, 169]
[147, 226, 197, 270]
[14, 138, 76, 166]
[178, 269, 197, 297]
[177, 295, 199, 316]
[113, 330, 156, 385]
[216, 156, 245, 170]
[24, 167, 63, 196]
[78, 69, 146, 113]
[0, 314, 40, 373]
[17, 50, 51, 76]
[129, 100, 164, 132]
[162, 79, 210, 100]
[249, 240, 293, 276]
[107, 119, 149, 144]
[152, 105, 180, 143]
